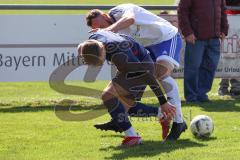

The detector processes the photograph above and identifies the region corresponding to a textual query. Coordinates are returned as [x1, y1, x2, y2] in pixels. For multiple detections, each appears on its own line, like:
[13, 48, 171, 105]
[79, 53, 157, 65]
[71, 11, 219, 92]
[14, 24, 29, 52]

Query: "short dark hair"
[81, 40, 101, 65]
[86, 9, 102, 27]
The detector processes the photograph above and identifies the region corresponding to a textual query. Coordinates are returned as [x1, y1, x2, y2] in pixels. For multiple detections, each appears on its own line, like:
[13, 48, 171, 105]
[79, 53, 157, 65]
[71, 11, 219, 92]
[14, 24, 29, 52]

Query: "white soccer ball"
[190, 115, 214, 138]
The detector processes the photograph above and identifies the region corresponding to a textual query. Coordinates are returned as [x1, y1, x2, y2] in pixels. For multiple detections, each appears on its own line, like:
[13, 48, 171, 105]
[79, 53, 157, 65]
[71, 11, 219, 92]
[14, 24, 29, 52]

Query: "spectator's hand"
[220, 32, 226, 41]
[185, 34, 197, 44]
[161, 102, 176, 119]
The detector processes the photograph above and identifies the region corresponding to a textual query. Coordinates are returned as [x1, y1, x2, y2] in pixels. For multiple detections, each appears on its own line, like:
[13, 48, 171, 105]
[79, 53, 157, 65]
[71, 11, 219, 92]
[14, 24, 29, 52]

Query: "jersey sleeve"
[108, 4, 153, 25]
[108, 7, 125, 22]
[108, 4, 136, 22]
[111, 49, 167, 105]
[111, 49, 140, 72]
[89, 32, 107, 44]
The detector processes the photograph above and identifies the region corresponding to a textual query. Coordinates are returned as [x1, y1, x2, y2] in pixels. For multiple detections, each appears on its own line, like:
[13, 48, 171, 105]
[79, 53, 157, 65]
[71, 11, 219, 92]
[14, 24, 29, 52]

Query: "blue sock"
[128, 102, 158, 117]
[104, 97, 132, 131]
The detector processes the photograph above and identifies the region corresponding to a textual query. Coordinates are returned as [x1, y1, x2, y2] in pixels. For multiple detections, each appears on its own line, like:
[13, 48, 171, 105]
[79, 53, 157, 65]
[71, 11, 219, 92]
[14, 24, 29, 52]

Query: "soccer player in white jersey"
[86, 3, 186, 140]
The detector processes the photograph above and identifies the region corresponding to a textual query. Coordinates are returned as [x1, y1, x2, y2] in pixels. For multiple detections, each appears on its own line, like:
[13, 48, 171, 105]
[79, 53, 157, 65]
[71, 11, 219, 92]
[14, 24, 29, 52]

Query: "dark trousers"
[184, 38, 220, 102]
[219, 78, 240, 93]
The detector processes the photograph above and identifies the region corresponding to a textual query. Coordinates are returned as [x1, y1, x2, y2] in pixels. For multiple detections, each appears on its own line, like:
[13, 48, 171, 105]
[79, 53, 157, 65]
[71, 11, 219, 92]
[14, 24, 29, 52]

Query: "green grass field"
[0, 79, 240, 160]
[0, 0, 174, 14]
[1, 0, 240, 159]
[0, 0, 173, 4]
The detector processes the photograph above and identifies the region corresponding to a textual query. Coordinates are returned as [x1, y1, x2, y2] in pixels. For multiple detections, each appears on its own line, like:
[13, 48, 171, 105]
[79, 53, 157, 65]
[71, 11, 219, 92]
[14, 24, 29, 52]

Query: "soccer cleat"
[94, 119, 123, 133]
[159, 117, 171, 139]
[121, 136, 142, 147]
[165, 121, 187, 141]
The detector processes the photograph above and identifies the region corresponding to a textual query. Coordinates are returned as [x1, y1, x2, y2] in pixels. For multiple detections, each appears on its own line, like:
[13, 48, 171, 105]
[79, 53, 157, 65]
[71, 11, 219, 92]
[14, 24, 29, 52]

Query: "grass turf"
[0, 0, 174, 14]
[0, 0, 174, 4]
[0, 79, 240, 160]
[1, 1, 240, 159]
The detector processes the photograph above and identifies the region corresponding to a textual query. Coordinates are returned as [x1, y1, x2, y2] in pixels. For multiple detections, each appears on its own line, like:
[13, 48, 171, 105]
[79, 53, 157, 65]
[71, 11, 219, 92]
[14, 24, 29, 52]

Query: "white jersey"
[108, 3, 178, 46]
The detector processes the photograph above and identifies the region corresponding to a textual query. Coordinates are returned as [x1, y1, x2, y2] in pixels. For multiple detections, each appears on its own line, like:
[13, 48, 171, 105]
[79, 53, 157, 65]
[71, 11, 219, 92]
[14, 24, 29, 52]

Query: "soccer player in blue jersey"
[85, 4, 186, 140]
[78, 30, 176, 146]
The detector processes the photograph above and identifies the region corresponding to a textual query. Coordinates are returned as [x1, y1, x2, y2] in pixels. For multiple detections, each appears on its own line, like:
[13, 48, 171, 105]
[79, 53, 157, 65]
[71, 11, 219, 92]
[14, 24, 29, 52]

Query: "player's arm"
[112, 49, 176, 118]
[106, 11, 135, 32]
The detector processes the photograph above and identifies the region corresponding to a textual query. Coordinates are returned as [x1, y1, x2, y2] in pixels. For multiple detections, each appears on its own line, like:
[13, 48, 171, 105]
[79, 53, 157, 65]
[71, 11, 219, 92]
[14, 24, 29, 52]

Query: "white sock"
[124, 127, 138, 137]
[161, 76, 183, 123]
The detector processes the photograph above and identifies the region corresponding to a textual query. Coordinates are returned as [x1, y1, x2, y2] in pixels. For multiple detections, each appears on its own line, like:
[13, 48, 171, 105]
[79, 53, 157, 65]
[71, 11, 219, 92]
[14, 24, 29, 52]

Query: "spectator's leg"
[184, 41, 205, 102]
[230, 79, 240, 96]
[198, 38, 221, 101]
[218, 79, 230, 96]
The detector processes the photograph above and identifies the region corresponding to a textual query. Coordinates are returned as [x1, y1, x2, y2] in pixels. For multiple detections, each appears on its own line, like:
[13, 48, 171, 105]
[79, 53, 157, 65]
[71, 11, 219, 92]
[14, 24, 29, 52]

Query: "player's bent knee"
[101, 91, 109, 102]
[155, 60, 174, 80]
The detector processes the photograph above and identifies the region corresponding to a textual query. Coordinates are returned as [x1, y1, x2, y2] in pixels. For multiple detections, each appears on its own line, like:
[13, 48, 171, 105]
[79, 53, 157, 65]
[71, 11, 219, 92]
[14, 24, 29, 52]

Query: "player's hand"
[88, 28, 99, 33]
[185, 33, 196, 44]
[161, 102, 176, 119]
[104, 26, 116, 32]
